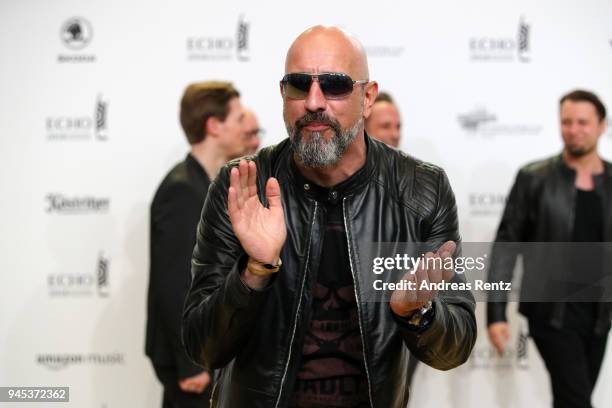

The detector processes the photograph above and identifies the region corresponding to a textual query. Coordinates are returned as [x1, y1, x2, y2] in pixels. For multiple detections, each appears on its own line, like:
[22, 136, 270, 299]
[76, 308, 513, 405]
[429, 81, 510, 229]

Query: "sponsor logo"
[469, 327, 530, 369]
[46, 95, 109, 141]
[47, 253, 110, 297]
[187, 15, 250, 61]
[36, 352, 125, 371]
[46, 194, 110, 214]
[468, 192, 507, 217]
[458, 108, 497, 131]
[469, 16, 531, 62]
[58, 17, 96, 63]
[458, 106, 542, 137]
[61, 17, 92, 50]
[97, 253, 110, 297]
[364, 45, 405, 58]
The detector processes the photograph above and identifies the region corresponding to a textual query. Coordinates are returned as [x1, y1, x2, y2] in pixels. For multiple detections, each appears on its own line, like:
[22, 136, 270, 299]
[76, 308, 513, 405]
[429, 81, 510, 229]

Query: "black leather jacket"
[487, 154, 612, 334]
[183, 135, 477, 408]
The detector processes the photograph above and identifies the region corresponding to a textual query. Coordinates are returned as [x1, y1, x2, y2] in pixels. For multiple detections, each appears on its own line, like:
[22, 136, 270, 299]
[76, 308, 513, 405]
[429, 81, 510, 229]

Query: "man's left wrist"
[393, 300, 435, 331]
[406, 300, 434, 327]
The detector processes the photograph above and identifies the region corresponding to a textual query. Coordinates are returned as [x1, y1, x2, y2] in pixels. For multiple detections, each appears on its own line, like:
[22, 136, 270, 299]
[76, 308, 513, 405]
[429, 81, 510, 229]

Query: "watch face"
[408, 301, 434, 327]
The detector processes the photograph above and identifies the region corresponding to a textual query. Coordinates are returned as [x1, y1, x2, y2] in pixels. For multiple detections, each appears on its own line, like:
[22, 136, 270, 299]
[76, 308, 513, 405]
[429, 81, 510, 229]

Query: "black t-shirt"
[566, 188, 604, 333]
[290, 197, 368, 408]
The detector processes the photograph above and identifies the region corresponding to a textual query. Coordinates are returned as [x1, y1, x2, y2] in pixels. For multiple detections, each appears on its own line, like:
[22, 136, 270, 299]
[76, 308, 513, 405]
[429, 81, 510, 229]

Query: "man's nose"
[304, 80, 327, 113]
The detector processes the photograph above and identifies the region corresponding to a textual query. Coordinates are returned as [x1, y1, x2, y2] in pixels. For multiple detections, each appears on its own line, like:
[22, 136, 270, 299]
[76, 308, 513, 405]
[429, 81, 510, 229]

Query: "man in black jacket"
[487, 89, 611, 408]
[183, 26, 476, 408]
[146, 81, 246, 407]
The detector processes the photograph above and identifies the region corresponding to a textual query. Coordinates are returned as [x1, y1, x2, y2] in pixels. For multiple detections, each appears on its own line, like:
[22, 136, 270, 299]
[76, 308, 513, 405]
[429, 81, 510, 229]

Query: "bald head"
[285, 26, 369, 79]
[281, 26, 378, 172]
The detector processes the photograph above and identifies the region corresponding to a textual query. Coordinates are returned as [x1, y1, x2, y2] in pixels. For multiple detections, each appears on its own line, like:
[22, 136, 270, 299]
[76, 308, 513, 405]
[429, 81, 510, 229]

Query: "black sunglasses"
[280, 72, 368, 100]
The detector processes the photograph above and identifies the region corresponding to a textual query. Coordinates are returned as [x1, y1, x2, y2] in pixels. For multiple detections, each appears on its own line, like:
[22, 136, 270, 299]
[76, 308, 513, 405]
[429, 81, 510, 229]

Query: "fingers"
[428, 252, 443, 284]
[394, 271, 417, 303]
[266, 177, 282, 209]
[415, 252, 434, 303]
[436, 240, 456, 282]
[492, 336, 505, 354]
[436, 240, 457, 258]
[247, 160, 257, 197]
[389, 271, 417, 316]
[228, 168, 242, 225]
[239, 160, 249, 195]
[228, 185, 238, 222]
[229, 160, 258, 213]
[494, 335, 506, 354]
[488, 323, 510, 355]
[229, 166, 244, 209]
[178, 379, 200, 393]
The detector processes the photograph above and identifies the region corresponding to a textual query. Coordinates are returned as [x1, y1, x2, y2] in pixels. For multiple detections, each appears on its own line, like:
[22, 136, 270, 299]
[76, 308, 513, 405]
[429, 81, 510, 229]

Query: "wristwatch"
[406, 300, 434, 329]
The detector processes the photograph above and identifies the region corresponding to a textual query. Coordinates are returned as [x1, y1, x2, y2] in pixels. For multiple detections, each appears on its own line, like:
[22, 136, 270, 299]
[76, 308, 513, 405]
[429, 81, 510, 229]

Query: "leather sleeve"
[398, 168, 477, 370]
[181, 164, 275, 370]
[486, 169, 531, 325]
[149, 182, 205, 379]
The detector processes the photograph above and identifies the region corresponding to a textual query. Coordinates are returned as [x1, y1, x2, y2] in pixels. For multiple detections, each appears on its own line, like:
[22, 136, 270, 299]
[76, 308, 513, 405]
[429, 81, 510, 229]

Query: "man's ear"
[363, 81, 379, 120]
[205, 116, 219, 139]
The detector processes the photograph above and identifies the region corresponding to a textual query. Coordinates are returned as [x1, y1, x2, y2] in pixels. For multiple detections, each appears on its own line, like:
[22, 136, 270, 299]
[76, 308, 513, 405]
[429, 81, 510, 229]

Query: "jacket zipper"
[342, 197, 374, 408]
[209, 380, 219, 408]
[274, 201, 318, 408]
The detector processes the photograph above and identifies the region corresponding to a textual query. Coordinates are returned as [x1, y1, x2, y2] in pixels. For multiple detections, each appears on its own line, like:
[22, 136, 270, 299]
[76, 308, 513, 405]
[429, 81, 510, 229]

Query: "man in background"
[364, 91, 401, 148]
[487, 89, 611, 408]
[243, 107, 263, 155]
[146, 81, 245, 407]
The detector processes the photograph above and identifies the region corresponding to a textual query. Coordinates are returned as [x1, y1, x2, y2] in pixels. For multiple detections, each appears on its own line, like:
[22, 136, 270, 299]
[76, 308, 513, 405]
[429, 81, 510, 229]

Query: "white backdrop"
[1, 0, 611, 407]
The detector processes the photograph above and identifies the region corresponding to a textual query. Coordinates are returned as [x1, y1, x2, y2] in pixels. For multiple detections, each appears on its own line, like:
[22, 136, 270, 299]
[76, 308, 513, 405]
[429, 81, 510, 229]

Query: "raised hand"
[389, 240, 457, 317]
[227, 160, 287, 266]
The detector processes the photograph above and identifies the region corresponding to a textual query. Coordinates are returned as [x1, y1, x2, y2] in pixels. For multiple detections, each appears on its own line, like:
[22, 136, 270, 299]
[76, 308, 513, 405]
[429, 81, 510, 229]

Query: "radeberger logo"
[58, 17, 96, 63]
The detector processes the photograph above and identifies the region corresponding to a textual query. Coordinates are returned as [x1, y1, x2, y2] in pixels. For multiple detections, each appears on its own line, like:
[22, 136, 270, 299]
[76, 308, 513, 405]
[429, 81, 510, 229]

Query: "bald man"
[365, 92, 402, 148]
[183, 26, 476, 408]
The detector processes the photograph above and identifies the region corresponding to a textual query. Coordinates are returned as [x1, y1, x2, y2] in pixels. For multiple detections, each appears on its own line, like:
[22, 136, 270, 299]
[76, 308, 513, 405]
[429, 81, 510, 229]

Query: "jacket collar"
[186, 153, 211, 184]
[286, 132, 377, 202]
[556, 152, 612, 180]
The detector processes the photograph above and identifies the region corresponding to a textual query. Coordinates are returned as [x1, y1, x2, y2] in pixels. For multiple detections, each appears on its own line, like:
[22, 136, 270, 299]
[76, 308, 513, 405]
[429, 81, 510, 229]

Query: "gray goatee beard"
[285, 111, 363, 168]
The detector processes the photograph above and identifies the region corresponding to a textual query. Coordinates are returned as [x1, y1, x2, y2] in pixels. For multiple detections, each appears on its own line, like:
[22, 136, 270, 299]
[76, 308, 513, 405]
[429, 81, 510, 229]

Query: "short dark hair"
[560, 89, 606, 122]
[180, 81, 240, 144]
[374, 91, 394, 104]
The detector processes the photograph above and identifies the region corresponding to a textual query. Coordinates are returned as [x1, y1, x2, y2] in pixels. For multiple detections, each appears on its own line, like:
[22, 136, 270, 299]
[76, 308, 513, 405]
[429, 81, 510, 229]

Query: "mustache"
[295, 112, 341, 132]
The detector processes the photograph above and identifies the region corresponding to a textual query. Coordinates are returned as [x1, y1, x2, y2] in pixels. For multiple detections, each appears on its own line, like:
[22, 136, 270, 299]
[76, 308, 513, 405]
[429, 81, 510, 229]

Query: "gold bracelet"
[246, 257, 282, 277]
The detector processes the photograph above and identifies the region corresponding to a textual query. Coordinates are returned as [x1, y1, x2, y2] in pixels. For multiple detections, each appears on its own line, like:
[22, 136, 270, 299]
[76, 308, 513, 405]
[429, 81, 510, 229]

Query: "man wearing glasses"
[183, 26, 476, 408]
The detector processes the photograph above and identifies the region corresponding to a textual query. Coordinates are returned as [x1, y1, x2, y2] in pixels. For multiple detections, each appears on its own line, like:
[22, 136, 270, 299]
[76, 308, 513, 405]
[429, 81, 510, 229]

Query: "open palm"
[389, 240, 456, 316]
[228, 160, 286, 264]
